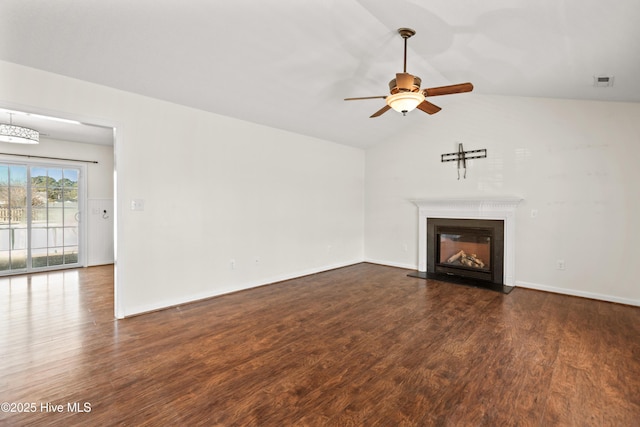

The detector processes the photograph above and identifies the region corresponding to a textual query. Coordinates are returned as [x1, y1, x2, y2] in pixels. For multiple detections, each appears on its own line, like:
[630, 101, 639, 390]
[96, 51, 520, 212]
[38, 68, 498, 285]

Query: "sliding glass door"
[0, 162, 83, 275]
[0, 165, 28, 271]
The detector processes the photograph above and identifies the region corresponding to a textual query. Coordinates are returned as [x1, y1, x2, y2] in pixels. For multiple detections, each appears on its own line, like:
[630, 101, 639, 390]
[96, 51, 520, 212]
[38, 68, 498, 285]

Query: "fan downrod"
[397, 28, 416, 74]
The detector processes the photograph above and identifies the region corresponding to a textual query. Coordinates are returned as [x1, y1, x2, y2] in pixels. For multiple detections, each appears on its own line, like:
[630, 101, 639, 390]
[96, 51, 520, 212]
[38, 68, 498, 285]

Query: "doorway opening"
[0, 105, 117, 315]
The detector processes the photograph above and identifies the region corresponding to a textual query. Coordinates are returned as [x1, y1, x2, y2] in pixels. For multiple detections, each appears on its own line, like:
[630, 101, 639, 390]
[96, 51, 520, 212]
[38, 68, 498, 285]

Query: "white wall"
[4, 59, 638, 311]
[0, 60, 365, 317]
[0, 137, 114, 266]
[365, 94, 640, 306]
[87, 198, 114, 266]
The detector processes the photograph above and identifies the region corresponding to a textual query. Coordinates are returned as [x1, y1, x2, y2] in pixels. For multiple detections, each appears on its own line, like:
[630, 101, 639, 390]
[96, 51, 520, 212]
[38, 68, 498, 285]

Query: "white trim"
[517, 280, 640, 307]
[79, 164, 88, 267]
[364, 258, 417, 270]
[363, 259, 640, 307]
[120, 259, 364, 318]
[411, 197, 523, 286]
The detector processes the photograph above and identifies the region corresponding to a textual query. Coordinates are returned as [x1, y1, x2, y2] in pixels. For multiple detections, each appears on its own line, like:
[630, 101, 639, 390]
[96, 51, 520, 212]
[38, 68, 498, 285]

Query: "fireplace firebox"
[428, 218, 503, 283]
[420, 218, 508, 292]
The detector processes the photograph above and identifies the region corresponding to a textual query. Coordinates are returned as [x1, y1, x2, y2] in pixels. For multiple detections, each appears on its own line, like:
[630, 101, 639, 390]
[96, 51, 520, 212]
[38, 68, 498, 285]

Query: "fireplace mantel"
[411, 197, 523, 286]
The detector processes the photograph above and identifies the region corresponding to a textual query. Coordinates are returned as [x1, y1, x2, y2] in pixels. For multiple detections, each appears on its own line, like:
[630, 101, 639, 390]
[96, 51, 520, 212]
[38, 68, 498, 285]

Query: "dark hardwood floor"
[1, 263, 639, 426]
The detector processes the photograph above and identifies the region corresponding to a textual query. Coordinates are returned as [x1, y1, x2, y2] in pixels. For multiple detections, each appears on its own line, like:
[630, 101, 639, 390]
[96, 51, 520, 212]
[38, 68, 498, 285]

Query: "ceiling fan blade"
[344, 96, 387, 101]
[370, 105, 391, 118]
[396, 73, 415, 91]
[423, 82, 474, 97]
[416, 100, 442, 115]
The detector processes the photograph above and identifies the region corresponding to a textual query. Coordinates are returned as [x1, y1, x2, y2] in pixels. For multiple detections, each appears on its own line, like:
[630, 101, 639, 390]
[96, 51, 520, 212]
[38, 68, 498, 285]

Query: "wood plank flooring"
[1, 263, 639, 426]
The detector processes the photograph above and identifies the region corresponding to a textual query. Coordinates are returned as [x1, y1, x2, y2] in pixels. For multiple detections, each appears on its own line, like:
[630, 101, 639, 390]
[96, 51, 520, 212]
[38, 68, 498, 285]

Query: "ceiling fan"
[345, 28, 473, 118]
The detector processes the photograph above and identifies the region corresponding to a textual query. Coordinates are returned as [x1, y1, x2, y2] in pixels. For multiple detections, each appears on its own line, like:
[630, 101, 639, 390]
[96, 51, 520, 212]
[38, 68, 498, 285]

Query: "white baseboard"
[120, 260, 640, 317]
[516, 280, 640, 307]
[88, 259, 115, 267]
[121, 259, 364, 318]
[363, 259, 640, 307]
[364, 258, 417, 271]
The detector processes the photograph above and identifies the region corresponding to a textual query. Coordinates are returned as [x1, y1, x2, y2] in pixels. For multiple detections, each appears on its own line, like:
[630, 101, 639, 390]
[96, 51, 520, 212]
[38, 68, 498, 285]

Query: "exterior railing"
[0, 207, 52, 223]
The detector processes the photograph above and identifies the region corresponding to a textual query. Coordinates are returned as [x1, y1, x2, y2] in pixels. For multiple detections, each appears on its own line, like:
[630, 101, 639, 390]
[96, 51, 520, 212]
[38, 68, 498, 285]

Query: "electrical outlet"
[230, 259, 236, 270]
[530, 209, 538, 218]
[557, 260, 566, 270]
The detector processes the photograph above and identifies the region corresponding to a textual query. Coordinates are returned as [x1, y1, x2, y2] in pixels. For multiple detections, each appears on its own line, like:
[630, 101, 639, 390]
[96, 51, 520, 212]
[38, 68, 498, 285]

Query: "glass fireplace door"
[439, 232, 491, 271]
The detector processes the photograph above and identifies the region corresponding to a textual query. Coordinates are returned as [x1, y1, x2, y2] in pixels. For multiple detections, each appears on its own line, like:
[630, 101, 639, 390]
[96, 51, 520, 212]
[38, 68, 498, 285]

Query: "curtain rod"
[0, 152, 98, 164]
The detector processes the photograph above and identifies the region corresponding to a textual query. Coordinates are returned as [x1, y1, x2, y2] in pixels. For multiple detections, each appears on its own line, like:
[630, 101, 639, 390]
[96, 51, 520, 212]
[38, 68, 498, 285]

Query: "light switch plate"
[130, 199, 145, 211]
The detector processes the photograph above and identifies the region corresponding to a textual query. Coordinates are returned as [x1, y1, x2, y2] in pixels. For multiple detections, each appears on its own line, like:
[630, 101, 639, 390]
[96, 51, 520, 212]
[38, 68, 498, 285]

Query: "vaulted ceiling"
[1, 0, 639, 148]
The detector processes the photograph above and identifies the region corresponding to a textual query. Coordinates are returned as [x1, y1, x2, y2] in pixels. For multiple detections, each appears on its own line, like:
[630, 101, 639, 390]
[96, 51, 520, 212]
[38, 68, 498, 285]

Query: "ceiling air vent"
[593, 75, 614, 87]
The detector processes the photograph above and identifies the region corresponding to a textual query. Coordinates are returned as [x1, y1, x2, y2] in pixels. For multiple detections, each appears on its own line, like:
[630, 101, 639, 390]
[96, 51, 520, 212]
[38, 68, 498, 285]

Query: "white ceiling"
[1, 0, 639, 149]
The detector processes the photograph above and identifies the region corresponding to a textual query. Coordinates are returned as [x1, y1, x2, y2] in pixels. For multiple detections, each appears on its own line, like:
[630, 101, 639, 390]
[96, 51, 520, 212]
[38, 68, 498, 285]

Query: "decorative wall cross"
[441, 143, 487, 179]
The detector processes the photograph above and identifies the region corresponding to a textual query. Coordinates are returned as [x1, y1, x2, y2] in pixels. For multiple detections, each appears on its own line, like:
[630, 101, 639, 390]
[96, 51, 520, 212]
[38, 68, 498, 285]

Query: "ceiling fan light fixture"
[344, 27, 473, 118]
[386, 92, 425, 115]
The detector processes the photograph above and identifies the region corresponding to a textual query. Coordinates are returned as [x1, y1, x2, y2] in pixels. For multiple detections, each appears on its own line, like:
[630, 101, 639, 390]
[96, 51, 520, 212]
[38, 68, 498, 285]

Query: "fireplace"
[428, 218, 504, 284]
[409, 197, 522, 293]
